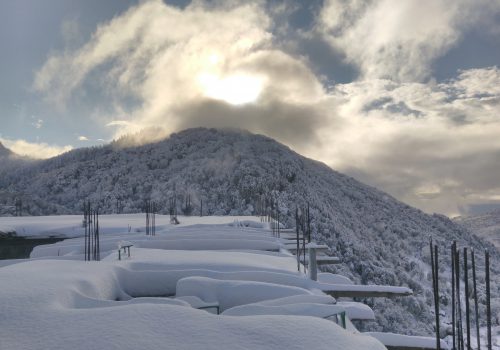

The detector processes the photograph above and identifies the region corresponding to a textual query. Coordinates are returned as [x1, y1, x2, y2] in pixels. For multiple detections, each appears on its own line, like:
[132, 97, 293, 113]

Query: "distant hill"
[455, 210, 500, 249]
[0, 142, 13, 158]
[0, 142, 37, 216]
[0, 127, 498, 337]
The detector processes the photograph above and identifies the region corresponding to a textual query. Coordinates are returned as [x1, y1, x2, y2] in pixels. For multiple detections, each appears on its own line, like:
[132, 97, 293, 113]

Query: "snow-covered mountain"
[455, 210, 500, 249]
[0, 127, 498, 337]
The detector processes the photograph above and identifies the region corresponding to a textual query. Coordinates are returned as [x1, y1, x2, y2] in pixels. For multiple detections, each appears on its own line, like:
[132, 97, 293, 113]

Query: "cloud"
[32, 0, 500, 216]
[0, 138, 73, 159]
[33, 0, 325, 146]
[321, 67, 500, 216]
[317, 0, 500, 81]
[78, 136, 89, 141]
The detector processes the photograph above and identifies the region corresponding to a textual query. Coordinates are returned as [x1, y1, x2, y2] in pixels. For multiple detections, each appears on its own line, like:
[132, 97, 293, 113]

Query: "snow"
[223, 300, 374, 321]
[0, 215, 393, 350]
[0, 214, 259, 239]
[176, 276, 313, 312]
[366, 332, 448, 349]
[0, 261, 387, 350]
[318, 272, 354, 285]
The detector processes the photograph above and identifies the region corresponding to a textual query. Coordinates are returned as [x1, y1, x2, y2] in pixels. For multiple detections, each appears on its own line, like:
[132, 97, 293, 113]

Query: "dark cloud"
[173, 98, 328, 149]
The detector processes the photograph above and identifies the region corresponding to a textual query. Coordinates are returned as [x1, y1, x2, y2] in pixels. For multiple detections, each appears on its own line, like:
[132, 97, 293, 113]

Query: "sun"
[198, 72, 263, 105]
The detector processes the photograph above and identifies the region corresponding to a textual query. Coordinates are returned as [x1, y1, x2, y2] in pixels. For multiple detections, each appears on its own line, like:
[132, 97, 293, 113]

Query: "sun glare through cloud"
[198, 73, 264, 105]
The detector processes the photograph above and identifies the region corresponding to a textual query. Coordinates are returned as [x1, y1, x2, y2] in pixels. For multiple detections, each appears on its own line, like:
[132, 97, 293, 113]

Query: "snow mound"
[176, 276, 314, 312]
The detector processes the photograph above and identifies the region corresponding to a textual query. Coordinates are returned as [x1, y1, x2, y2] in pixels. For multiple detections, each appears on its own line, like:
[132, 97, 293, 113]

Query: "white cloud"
[317, 0, 500, 81]
[316, 67, 500, 215]
[0, 138, 73, 159]
[33, 0, 323, 143]
[78, 136, 89, 141]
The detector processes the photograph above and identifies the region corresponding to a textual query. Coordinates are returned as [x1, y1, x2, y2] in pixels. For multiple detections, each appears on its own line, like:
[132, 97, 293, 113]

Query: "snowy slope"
[0, 127, 499, 337]
[455, 210, 500, 249]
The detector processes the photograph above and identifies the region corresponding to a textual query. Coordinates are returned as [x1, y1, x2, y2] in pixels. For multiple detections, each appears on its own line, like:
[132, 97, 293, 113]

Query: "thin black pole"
[84, 204, 87, 261]
[485, 250, 491, 350]
[295, 208, 300, 272]
[90, 210, 94, 260]
[434, 244, 441, 350]
[93, 210, 97, 260]
[87, 202, 91, 261]
[464, 248, 471, 350]
[452, 242, 456, 350]
[146, 200, 149, 235]
[307, 203, 311, 243]
[430, 240, 437, 335]
[471, 249, 480, 350]
[96, 209, 100, 261]
[456, 247, 464, 350]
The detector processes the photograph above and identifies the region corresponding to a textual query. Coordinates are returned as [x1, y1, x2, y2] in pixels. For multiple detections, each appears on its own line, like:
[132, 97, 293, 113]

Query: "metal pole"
[471, 249, 480, 350]
[309, 246, 317, 281]
[96, 209, 100, 261]
[296, 208, 300, 272]
[452, 242, 456, 350]
[302, 224, 307, 274]
[93, 210, 97, 260]
[84, 204, 87, 261]
[456, 247, 464, 350]
[434, 244, 441, 350]
[87, 202, 91, 261]
[485, 250, 491, 350]
[464, 247, 470, 350]
[430, 240, 438, 349]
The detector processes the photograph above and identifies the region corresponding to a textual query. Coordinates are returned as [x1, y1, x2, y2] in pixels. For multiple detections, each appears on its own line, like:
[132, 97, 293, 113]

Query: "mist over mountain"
[0, 127, 498, 336]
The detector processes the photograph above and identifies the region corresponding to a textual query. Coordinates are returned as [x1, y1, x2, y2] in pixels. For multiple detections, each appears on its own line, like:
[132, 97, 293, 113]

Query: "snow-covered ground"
[0, 214, 390, 350]
[0, 214, 461, 350]
[0, 214, 257, 238]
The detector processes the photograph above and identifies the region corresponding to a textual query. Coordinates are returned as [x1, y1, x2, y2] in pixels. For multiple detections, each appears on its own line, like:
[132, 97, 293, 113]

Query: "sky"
[1, 0, 500, 217]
